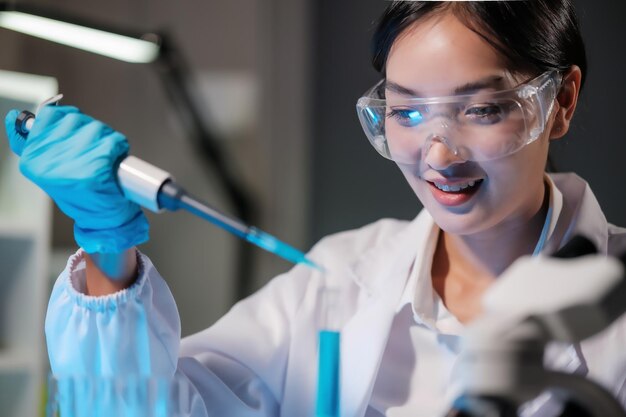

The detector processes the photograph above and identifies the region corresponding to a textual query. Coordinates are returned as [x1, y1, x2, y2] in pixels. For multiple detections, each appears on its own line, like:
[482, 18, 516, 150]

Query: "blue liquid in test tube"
[316, 286, 343, 417]
[316, 330, 340, 417]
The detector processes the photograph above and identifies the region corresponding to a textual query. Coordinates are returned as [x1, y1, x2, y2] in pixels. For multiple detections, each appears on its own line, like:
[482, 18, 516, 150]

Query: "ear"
[549, 65, 582, 140]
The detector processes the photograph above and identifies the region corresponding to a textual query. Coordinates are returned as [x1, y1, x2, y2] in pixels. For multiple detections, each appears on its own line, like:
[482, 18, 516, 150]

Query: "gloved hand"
[4, 105, 149, 254]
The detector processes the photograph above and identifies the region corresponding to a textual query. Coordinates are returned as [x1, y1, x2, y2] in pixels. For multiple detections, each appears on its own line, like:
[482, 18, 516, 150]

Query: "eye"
[386, 108, 424, 127]
[464, 104, 506, 125]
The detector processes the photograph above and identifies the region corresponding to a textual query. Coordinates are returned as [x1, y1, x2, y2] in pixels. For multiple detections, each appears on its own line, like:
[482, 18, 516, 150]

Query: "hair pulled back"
[372, 1, 587, 89]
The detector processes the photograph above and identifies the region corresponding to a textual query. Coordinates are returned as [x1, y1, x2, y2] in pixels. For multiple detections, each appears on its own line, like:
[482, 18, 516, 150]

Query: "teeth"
[433, 180, 480, 192]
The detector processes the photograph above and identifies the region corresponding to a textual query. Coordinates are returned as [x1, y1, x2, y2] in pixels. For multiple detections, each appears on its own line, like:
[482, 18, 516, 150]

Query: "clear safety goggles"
[356, 71, 562, 163]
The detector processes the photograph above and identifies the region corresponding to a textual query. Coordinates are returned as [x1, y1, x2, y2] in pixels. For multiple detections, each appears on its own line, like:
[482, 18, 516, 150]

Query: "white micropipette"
[15, 100, 323, 270]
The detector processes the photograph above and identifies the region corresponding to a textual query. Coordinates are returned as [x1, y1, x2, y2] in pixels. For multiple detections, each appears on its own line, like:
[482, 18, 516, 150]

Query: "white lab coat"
[46, 173, 626, 416]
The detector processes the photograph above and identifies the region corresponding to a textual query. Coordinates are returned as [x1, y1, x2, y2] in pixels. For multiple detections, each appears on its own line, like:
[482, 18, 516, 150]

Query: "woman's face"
[386, 12, 556, 236]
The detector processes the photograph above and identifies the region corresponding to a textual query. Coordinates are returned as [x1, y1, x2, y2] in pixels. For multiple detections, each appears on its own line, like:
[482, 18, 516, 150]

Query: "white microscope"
[447, 236, 626, 417]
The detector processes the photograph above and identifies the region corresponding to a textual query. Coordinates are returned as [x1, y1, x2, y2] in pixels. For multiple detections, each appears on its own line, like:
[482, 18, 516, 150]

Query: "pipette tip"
[301, 257, 325, 272]
[246, 227, 325, 271]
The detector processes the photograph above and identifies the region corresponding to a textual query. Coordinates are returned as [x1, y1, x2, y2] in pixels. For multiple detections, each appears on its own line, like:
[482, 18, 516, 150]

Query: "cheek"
[491, 139, 548, 188]
[396, 163, 425, 195]
[478, 148, 547, 216]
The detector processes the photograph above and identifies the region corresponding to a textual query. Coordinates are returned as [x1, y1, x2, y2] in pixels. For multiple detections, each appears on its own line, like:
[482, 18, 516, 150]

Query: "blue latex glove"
[4, 105, 149, 253]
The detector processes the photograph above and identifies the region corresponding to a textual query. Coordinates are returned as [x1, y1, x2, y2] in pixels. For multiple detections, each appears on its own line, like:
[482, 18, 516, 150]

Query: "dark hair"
[372, 0, 587, 89]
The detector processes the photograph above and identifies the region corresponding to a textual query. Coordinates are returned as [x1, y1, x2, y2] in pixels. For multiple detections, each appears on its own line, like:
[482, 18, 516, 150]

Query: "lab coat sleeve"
[45, 249, 180, 377]
[45, 248, 313, 416]
[175, 259, 317, 416]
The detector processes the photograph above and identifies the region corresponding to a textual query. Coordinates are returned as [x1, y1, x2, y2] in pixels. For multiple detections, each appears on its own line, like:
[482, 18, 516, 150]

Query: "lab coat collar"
[402, 220, 440, 330]
[348, 209, 433, 297]
[543, 173, 564, 246]
[543, 173, 609, 255]
[341, 210, 433, 417]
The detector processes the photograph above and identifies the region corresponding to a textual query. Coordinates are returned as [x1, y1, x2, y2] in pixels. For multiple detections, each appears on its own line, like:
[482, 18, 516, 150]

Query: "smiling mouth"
[429, 179, 484, 193]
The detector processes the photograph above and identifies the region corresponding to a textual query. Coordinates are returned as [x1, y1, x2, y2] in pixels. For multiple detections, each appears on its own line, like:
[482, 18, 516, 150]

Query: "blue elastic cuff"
[75, 211, 150, 254]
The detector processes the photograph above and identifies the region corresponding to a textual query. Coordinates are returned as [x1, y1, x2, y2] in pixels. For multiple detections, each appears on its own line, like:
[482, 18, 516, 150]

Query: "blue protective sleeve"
[45, 250, 284, 416]
[45, 250, 180, 378]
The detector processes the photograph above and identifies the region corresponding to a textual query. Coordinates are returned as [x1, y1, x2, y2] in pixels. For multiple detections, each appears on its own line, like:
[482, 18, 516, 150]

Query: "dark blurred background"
[0, 0, 624, 338]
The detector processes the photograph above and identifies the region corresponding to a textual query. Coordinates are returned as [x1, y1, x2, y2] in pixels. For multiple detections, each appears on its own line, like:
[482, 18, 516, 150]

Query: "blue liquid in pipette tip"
[316, 330, 341, 417]
[246, 227, 324, 271]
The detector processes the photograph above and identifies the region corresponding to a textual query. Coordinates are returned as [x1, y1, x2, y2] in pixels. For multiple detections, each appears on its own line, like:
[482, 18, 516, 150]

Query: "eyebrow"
[385, 75, 506, 97]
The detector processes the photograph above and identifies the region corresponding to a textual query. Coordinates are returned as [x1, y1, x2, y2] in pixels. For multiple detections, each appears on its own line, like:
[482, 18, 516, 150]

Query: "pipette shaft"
[156, 178, 321, 269]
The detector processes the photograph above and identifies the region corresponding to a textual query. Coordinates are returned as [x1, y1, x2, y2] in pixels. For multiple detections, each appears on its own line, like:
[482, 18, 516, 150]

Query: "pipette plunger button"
[16, 110, 35, 136]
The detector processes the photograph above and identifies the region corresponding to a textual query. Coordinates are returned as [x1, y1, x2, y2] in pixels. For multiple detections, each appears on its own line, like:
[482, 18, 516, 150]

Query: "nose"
[423, 134, 466, 170]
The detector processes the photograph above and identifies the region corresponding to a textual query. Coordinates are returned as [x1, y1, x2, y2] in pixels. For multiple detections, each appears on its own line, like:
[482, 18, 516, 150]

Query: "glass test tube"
[316, 286, 342, 417]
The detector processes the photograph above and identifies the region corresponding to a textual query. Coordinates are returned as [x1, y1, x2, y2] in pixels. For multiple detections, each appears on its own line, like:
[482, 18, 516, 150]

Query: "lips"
[425, 178, 484, 207]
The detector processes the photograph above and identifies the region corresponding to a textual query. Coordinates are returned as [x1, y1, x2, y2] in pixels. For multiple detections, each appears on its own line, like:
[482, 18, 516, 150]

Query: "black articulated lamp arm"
[152, 33, 254, 223]
[151, 32, 256, 299]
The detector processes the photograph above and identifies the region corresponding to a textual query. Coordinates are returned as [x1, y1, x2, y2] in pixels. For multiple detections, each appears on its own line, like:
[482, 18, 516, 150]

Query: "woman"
[5, 1, 626, 416]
